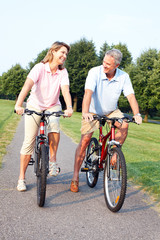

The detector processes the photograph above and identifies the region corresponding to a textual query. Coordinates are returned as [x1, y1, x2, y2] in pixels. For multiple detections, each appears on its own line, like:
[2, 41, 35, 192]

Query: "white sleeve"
[123, 73, 135, 96]
[85, 68, 98, 92]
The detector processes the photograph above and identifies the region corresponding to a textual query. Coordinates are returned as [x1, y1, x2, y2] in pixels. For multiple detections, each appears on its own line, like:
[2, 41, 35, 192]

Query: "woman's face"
[52, 46, 68, 65]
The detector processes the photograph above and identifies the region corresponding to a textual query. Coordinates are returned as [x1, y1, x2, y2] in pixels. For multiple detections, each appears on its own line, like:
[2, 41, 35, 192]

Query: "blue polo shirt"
[85, 65, 134, 115]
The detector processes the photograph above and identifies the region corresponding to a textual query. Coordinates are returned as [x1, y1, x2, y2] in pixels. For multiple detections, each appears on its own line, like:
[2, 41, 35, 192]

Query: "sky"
[0, 0, 160, 75]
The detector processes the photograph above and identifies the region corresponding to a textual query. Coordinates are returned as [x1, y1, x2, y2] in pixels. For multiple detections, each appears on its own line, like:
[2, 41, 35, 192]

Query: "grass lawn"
[60, 112, 160, 203]
[0, 99, 21, 167]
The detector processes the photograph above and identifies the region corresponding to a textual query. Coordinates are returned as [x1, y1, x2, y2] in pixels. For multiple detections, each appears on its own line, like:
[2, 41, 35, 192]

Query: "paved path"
[0, 118, 160, 240]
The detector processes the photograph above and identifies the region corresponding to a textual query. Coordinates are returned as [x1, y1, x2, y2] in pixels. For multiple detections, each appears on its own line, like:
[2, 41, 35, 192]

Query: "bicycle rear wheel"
[37, 144, 48, 207]
[85, 138, 100, 188]
[104, 147, 127, 212]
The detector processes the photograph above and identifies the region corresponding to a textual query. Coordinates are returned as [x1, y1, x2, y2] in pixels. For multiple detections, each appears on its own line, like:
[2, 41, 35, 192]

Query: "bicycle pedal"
[28, 158, 35, 165]
[81, 167, 89, 172]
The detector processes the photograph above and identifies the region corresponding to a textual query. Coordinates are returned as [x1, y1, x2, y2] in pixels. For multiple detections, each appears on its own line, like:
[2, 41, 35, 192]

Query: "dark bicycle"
[22, 109, 64, 207]
[81, 114, 135, 212]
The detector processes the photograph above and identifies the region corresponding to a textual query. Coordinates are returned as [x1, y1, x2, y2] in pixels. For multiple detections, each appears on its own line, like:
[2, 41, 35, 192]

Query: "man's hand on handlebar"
[82, 113, 94, 122]
[133, 115, 142, 125]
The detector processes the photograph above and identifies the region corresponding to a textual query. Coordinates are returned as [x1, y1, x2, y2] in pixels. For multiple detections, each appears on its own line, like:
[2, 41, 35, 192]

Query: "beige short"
[20, 104, 62, 155]
[81, 109, 124, 135]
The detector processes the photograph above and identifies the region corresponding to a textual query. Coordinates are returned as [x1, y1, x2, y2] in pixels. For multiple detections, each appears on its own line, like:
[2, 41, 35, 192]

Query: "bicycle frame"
[35, 115, 48, 155]
[98, 120, 119, 169]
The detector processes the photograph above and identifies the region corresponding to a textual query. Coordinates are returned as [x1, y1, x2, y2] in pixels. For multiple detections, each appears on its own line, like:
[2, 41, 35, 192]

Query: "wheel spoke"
[85, 138, 100, 188]
[104, 147, 127, 212]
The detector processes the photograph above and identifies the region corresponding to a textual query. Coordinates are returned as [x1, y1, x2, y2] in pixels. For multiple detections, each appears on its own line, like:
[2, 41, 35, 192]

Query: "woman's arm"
[15, 78, 34, 115]
[61, 85, 73, 117]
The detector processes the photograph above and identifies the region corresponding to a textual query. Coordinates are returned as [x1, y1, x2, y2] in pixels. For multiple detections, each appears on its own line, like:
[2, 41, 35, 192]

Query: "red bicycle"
[81, 114, 134, 212]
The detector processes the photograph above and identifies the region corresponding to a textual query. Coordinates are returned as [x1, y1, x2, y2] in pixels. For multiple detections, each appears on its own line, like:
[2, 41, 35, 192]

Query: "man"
[70, 49, 142, 192]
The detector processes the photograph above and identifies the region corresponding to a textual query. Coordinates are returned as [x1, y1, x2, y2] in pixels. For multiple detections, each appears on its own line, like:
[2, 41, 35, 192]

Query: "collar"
[101, 66, 119, 82]
[44, 62, 60, 74]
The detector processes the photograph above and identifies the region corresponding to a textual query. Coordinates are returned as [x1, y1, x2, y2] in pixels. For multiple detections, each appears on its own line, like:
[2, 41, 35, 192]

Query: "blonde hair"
[42, 41, 70, 70]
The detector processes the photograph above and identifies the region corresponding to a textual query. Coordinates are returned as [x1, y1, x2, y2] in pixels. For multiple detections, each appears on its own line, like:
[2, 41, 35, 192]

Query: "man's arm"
[82, 89, 93, 121]
[127, 93, 142, 124]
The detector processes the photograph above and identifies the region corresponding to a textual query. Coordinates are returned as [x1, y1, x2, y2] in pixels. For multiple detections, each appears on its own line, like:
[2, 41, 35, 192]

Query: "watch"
[135, 113, 141, 116]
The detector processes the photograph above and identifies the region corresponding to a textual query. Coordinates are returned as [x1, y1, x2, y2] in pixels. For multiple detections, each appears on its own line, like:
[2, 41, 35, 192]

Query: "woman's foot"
[17, 179, 26, 191]
[49, 162, 60, 176]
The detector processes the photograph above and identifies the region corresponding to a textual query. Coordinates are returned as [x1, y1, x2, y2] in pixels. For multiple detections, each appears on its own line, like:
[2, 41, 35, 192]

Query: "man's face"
[103, 55, 119, 75]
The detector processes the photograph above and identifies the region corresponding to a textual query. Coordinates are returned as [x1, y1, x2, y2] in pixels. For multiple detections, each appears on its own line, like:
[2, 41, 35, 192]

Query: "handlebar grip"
[132, 117, 136, 123]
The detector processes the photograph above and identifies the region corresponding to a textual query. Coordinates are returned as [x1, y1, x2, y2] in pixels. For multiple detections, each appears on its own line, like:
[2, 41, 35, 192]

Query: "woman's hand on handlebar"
[64, 108, 73, 117]
[14, 106, 24, 115]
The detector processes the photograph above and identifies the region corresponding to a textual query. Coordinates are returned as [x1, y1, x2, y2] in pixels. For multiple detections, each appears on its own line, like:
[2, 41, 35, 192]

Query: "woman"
[15, 41, 73, 191]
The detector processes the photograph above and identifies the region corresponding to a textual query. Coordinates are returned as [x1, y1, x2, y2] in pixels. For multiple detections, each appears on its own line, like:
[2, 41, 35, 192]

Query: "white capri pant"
[20, 104, 62, 155]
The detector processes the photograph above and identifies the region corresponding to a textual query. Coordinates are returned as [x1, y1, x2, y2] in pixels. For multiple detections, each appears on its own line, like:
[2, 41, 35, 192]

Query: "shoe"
[17, 179, 26, 191]
[49, 162, 60, 176]
[70, 180, 79, 192]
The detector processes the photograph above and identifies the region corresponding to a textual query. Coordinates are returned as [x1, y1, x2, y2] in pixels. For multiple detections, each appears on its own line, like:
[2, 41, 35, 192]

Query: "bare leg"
[115, 121, 129, 145]
[111, 121, 129, 165]
[19, 154, 31, 180]
[72, 132, 93, 181]
[48, 132, 60, 162]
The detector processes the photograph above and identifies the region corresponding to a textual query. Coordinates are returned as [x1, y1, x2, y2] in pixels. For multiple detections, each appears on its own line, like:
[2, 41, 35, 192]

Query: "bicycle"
[15, 108, 65, 207]
[81, 114, 135, 212]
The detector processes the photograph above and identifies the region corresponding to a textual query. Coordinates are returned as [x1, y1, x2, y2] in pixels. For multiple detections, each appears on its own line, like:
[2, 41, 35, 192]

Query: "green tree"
[98, 42, 111, 64]
[0, 75, 3, 97]
[27, 49, 48, 72]
[65, 38, 99, 111]
[113, 42, 132, 69]
[149, 51, 160, 111]
[1, 64, 27, 100]
[119, 63, 138, 113]
[131, 49, 158, 122]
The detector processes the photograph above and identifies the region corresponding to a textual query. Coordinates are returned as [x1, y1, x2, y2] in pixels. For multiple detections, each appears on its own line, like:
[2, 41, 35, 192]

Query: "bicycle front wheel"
[37, 144, 48, 207]
[104, 147, 127, 212]
[86, 138, 100, 188]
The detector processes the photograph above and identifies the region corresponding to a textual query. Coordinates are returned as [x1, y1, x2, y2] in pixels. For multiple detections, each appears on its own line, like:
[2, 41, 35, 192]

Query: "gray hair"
[105, 49, 123, 65]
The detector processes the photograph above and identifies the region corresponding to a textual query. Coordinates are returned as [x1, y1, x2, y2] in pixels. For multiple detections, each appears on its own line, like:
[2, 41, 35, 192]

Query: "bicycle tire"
[104, 147, 127, 212]
[37, 144, 48, 207]
[85, 138, 100, 188]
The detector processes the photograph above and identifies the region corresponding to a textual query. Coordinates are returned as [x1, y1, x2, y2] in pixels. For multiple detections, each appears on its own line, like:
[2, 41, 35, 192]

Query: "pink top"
[27, 62, 69, 110]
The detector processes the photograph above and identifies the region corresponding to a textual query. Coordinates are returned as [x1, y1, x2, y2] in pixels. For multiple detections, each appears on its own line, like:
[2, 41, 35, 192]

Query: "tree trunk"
[73, 95, 77, 112]
[143, 111, 148, 123]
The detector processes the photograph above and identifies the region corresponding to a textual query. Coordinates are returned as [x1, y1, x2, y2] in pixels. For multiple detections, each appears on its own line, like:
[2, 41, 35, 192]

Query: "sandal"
[70, 180, 79, 192]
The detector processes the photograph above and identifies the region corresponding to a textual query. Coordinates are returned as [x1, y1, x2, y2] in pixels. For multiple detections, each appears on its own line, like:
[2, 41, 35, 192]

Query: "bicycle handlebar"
[93, 114, 135, 123]
[14, 109, 66, 117]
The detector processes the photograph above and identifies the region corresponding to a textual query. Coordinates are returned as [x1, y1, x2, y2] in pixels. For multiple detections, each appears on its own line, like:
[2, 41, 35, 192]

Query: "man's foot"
[70, 180, 79, 192]
[49, 162, 60, 176]
[110, 153, 117, 166]
[17, 179, 26, 191]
